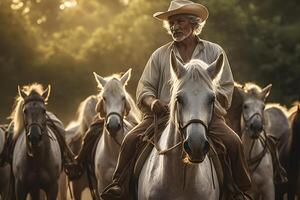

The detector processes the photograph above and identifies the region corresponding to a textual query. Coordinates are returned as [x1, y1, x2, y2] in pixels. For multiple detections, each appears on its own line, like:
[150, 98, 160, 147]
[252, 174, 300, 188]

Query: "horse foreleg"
[45, 182, 58, 200]
[15, 180, 27, 200]
[260, 180, 275, 200]
[71, 174, 88, 200]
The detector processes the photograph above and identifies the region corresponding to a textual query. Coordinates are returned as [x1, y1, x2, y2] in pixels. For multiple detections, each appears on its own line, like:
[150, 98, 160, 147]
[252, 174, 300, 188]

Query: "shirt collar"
[171, 36, 204, 65]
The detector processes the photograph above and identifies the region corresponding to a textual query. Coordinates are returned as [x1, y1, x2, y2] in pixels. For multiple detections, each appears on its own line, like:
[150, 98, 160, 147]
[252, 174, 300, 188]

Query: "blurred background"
[0, 0, 299, 124]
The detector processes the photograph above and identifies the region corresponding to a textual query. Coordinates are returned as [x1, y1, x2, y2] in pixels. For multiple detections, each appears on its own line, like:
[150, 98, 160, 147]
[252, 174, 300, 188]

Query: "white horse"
[94, 69, 141, 194]
[238, 83, 274, 199]
[12, 84, 62, 200]
[138, 52, 224, 200]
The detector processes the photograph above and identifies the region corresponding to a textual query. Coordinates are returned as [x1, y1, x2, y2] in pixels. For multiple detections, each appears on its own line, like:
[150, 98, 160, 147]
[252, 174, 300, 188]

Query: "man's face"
[168, 14, 194, 42]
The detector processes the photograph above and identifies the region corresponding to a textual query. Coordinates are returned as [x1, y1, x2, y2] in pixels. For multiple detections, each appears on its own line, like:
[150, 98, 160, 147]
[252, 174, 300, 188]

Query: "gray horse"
[12, 84, 62, 200]
[236, 83, 274, 199]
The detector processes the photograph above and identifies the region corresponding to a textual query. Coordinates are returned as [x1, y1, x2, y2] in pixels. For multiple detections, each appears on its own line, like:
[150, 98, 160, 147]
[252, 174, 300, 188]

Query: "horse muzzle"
[106, 115, 122, 137]
[183, 135, 210, 163]
[27, 125, 42, 146]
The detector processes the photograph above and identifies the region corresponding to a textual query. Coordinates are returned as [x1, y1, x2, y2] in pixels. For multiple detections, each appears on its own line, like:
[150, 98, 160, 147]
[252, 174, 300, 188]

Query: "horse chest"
[139, 153, 219, 200]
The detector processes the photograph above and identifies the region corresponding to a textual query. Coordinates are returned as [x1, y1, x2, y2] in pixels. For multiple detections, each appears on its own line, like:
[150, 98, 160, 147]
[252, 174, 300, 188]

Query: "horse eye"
[243, 104, 249, 110]
[176, 95, 184, 105]
[23, 109, 28, 115]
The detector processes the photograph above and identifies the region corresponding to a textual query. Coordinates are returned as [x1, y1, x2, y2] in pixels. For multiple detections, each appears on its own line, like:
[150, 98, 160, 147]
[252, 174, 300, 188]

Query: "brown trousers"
[107, 113, 251, 195]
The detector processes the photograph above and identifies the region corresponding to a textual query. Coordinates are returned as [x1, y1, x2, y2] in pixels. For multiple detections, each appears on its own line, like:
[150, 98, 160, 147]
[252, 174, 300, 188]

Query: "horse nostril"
[183, 141, 192, 155]
[250, 122, 263, 133]
[203, 140, 210, 155]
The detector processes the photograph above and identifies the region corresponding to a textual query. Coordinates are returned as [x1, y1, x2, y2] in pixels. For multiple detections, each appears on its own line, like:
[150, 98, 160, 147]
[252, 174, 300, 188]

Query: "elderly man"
[102, 0, 251, 199]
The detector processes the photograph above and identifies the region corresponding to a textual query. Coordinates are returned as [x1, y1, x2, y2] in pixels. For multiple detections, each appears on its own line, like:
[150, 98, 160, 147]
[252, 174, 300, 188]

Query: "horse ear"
[42, 85, 51, 101]
[18, 85, 27, 99]
[93, 72, 107, 88]
[170, 50, 185, 79]
[120, 68, 132, 86]
[207, 53, 224, 80]
[236, 85, 246, 100]
[259, 84, 272, 101]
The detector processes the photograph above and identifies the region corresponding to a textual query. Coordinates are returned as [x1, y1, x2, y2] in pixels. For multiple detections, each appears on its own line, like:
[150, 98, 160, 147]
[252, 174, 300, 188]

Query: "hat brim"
[153, 4, 209, 21]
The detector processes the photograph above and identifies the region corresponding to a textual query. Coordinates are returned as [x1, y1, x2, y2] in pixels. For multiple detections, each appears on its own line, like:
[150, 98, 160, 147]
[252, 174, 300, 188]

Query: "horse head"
[170, 51, 223, 163]
[238, 83, 272, 139]
[94, 69, 132, 138]
[18, 85, 50, 148]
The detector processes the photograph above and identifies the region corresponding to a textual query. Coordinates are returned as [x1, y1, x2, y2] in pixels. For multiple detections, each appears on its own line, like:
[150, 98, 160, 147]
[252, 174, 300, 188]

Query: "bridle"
[241, 110, 268, 173]
[242, 111, 264, 133]
[22, 97, 47, 157]
[104, 111, 124, 146]
[149, 101, 212, 155]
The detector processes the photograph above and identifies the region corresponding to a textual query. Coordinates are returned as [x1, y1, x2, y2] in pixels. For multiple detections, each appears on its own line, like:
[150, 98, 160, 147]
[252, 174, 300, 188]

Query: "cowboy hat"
[153, 0, 209, 21]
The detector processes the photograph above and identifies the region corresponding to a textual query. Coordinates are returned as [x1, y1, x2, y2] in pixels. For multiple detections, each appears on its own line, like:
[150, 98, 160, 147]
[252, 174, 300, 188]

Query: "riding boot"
[266, 135, 288, 184]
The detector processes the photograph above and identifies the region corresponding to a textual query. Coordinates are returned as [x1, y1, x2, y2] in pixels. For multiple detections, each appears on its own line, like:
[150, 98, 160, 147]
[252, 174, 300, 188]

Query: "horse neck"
[159, 121, 186, 176]
[26, 127, 52, 161]
[241, 131, 266, 160]
[101, 126, 124, 159]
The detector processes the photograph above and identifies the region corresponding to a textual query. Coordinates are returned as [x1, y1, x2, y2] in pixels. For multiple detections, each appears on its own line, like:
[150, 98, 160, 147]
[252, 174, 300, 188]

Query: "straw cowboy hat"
[153, 0, 209, 21]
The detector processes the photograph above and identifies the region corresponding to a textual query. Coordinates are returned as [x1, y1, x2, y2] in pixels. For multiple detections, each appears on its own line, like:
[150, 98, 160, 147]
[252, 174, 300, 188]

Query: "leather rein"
[242, 112, 268, 173]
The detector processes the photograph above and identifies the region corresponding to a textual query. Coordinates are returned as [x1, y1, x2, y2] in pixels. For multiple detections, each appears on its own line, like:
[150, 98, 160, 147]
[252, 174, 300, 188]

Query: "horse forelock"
[11, 83, 46, 139]
[169, 60, 223, 123]
[242, 82, 263, 98]
[96, 75, 141, 122]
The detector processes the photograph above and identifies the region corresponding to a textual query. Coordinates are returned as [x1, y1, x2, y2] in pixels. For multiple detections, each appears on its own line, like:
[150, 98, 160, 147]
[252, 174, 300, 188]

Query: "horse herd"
[0, 53, 299, 200]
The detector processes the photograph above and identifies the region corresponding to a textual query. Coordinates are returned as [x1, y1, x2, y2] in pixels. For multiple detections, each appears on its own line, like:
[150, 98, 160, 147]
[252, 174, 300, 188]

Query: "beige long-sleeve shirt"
[136, 38, 234, 115]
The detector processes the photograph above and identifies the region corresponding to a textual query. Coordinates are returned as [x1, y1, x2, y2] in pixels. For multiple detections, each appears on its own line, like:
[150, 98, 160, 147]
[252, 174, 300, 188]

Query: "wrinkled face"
[176, 78, 215, 163]
[168, 14, 194, 42]
[241, 97, 265, 139]
[23, 100, 47, 146]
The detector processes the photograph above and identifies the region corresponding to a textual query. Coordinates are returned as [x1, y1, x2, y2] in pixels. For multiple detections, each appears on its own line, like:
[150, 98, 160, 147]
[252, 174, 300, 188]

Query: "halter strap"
[178, 119, 209, 133]
[105, 112, 124, 147]
[242, 112, 264, 131]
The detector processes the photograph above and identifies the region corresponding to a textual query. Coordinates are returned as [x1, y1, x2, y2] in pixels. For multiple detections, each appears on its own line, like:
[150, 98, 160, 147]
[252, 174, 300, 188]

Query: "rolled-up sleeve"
[136, 51, 161, 112]
[217, 50, 234, 110]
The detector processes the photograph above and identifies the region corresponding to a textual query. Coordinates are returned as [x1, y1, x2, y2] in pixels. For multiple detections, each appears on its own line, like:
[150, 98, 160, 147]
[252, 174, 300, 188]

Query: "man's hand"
[142, 96, 169, 116]
[150, 99, 169, 116]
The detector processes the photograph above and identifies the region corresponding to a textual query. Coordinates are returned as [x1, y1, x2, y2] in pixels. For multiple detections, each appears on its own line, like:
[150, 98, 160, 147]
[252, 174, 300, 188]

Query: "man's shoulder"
[200, 39, 223, 52]
[152, 42, 173, 57]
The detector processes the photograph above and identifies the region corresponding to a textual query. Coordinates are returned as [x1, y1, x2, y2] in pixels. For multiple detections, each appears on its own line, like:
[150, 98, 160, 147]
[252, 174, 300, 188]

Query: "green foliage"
[0, 0, 299, 123]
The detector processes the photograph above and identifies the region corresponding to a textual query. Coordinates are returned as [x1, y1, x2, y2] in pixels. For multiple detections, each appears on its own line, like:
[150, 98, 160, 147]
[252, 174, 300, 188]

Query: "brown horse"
[11, 84, 63, 200]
